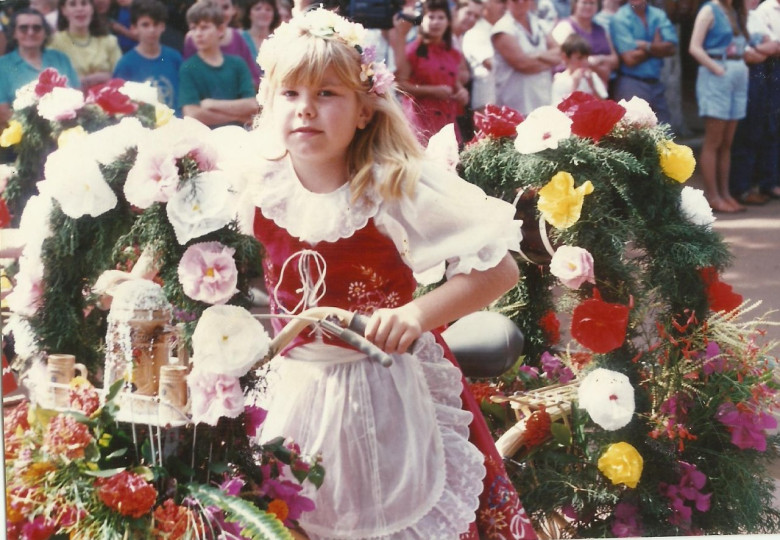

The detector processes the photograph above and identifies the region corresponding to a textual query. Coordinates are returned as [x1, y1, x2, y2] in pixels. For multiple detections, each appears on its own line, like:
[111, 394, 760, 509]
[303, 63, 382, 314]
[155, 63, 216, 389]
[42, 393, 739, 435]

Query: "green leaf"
[104, 447, 128, 460]
[186, 483, 294, 540]
[550, 422, 572, 447]
[307, 463, 325, 489]
[83, 466, 127, 477]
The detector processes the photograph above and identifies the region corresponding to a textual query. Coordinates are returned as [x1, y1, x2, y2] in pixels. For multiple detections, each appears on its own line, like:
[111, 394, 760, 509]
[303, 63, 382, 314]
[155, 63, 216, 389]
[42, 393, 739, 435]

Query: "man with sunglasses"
[0, 8, 80, 134]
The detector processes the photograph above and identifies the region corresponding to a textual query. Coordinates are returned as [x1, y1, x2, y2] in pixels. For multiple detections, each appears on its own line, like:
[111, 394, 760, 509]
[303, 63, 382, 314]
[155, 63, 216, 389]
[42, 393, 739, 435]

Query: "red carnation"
[571, 290, 629, 353]
[540, 310, 561, 345]
[34, 68, 69, 97]
[557, 91, 626, 141]
[95, 470, 158, 518]
[522, 405, 552, 448]
[88, 79, 138, 115]
[473, 104, 524, 140]
[698, 267, 742, 313]
[43, 414, 93, 460]
[153, 499, 201, 539]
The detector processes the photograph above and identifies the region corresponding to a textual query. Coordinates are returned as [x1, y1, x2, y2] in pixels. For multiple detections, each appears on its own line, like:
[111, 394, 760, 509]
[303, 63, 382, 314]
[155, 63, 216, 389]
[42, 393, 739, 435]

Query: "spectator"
[689, 0, 755, 212]
[396, 0, 470, 144]
[609, 0, 677, 125]
[111, 0, 138, 52]
[492, 0, 560, 115]
[0, 8, 80, 130]
[30, 0, 59, 30]
[113, 0, 182, 114]
[182, 0, 261, 88]
[730, 0, 780, 202]
[452, 0, 484, 51]
[239, 0, 281, 65]
[551, 32, 608, 102]
[178, 0, 259, 127]
[551, 0, 618, 86]
[278, 0, 293, 23]
[49, 0, 122, 90]
[462, 0, 507, 112]
[593, 0, 621, 29]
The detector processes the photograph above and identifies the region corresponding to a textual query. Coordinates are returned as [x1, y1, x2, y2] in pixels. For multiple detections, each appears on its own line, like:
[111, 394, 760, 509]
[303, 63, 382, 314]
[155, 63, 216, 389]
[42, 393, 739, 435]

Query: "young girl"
[250, 8, 536, 539]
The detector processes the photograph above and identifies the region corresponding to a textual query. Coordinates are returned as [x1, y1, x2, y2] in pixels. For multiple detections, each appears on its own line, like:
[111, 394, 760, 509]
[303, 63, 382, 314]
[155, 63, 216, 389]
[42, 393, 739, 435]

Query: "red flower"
[0, 198, 11, 228]
[571, 290, 629, 353]
[557, 91, 626, 142]
[43, 414, 93, 460]
[470, 381, 501, 404]
[69, 378, 101, 416]
[153, 499, 201, 539]
[540, 310, 561, 345]
[473, 104, 524, 140]
[522, 405, 552, 448]
[34, 68, 69, 97]
[87, 79, 138, 115]
[95, 470, 158, 518]
[698, 267, 742, 313]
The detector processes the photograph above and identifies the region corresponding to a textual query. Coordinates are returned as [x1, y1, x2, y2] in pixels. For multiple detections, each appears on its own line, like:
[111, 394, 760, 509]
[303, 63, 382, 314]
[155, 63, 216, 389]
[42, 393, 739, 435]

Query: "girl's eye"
[281, 89, 298, 97]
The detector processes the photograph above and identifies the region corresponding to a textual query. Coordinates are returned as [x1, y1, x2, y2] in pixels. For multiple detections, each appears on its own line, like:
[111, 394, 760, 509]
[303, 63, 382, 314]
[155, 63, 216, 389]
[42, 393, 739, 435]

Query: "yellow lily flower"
[658, 140, 696, 183]
[0, 120, 23, 147]
[537, 171, 594, 230]
[598, 441, 643, 488]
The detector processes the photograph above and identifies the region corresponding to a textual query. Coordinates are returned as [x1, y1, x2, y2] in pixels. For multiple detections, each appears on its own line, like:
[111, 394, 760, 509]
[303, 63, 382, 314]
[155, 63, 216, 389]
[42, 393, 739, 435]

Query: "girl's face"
[217, 0, 237, 24]
[14, 13, 47, 51]
[62, 0, 94, 30]
[249, 1, 275, 29]
[270, 67, 373, 171]
[573, 0, 598, 19]
[422, 9, 449, 40]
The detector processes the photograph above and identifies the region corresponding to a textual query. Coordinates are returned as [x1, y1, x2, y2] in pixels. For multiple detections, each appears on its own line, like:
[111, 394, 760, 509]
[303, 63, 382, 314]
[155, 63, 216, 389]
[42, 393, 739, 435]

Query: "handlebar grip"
[348, 313, 419, 355]
[338, 327, 393, 367]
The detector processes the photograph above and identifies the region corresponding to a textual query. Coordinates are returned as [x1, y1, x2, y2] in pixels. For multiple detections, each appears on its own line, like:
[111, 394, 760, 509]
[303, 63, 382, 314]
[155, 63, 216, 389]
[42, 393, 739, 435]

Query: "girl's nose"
[297, 96, 316, 118]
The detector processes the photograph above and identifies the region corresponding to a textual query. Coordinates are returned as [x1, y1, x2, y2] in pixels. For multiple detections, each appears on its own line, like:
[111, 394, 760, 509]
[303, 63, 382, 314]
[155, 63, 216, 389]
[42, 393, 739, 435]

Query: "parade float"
[1, 69, 779, 538]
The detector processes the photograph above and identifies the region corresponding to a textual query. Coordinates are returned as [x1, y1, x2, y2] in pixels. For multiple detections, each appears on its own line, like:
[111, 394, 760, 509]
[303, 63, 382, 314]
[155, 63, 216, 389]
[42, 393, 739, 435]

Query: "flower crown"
[273, 8, 395, 96]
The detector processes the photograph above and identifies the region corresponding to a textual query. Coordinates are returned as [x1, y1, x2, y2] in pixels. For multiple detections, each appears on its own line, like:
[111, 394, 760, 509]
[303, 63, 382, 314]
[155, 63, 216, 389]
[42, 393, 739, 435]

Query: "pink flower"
[123, 149, 180, 208]
[259, 464, 316, 526]
[612, 501, 643, 537]
[36, 87, 85, 121]
[716, 401, 777, 451]
[177, 242, 239, 305]
[659, 462, 711, 529]
[549, 245, 595, 289]
[188, 369, 244, 426]
[21, 515, 56, 540]
[245, 405, 268, 438]
[541, 351, 574, 384]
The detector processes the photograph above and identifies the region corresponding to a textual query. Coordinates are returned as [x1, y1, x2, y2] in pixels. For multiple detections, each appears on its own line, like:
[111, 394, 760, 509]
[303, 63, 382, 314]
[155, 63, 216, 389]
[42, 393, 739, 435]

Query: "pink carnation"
[188, 369, 244, 426]
[549, 245, 595, 289]
[177, 241, 239, 305]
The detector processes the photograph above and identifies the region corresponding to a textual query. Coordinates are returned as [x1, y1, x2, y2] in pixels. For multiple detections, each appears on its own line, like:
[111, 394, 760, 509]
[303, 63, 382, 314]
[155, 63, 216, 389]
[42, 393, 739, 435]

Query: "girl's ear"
[357, 104, 375, 129]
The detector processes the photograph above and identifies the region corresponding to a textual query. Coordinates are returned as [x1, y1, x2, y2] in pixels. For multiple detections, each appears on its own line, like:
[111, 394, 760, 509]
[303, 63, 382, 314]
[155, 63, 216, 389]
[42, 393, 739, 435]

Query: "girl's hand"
[453, 86, 469, 106]
[710, 65, 726, 76]
[364, 305, 424, 355]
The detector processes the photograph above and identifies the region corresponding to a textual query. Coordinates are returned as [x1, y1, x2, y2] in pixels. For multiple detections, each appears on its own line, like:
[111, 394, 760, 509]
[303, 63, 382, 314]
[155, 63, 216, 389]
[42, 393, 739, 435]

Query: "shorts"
[696, 60, 748, 120]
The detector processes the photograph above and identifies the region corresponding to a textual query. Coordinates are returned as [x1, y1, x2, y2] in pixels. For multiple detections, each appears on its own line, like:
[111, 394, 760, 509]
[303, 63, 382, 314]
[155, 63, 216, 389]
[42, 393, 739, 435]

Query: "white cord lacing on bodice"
[272, 249, 327, 314]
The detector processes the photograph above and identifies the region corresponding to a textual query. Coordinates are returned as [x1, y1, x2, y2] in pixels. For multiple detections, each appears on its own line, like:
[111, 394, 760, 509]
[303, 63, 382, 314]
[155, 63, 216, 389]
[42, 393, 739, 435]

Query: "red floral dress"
[249, 156, 536, 539]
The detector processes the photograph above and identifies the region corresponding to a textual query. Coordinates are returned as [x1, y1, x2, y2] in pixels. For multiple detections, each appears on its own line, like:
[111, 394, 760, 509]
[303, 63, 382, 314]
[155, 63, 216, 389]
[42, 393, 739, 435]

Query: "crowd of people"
[0, 0, 778, 212]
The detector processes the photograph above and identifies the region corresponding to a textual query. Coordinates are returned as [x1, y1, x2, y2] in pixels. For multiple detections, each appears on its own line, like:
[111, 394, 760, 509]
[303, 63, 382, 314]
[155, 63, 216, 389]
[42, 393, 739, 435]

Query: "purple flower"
[541, 351, 574, 384]
[659, 462, 711, 529]
[259, 464, 316, 526]
[519, 365, 540, 379]
[612, 501, 643, 537]
[702, 342, 729, 375]
[245, 405, 268, 438]
[716, 401, 777, 451]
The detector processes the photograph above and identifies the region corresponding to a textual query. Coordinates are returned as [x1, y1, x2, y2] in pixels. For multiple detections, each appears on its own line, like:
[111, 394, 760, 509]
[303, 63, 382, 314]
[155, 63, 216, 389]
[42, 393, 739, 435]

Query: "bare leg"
[718, 120, 744, 210]
[700, 117, 736, 212]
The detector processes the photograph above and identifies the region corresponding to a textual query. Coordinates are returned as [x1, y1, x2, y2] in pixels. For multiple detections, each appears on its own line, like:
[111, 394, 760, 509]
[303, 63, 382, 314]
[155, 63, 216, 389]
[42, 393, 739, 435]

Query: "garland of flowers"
[460, 95, 779, 536]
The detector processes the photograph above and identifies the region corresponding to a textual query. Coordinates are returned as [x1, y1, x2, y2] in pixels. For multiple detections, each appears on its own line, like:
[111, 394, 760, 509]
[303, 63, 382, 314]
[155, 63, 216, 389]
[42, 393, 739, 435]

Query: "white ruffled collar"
[251, 156, 382, 244]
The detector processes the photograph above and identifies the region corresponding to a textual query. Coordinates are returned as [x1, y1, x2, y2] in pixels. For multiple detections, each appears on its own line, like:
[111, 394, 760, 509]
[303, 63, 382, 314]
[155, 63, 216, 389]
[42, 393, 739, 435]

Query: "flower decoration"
[597, 442, 643, 488]
[36, 86, 85, 121]
[87, 79, 139, 115]
[68, 376, 101, 416]
[540, 310, 560, 345]
[359, 45, 395, 95]
[43, 414, 94, 460]
[612, 501, 643, 537]
[426, 123, 460, 173]
[473, 104, 524, 140]
[34, 68, 69, 96]
[541, 351, 574, 383]
[521, 405, 552, 448]
[166, 171, 238, 245]
[698, 267, 743, 313]
[557, 91, 626, 142]
[617, 96, 657, 128]
[549, 245, 595, 289]
[5, 255, 43, 317]
[178, 241, 239, 305]
[658, 140, 696, 183]
[571, 290, 629, 353]
[578, 368, 635, 430]
[659, 462, 712, 528]
[191, 304, 270, 378]
[153, 499, 203, 539]
[95, 470, 158, 518]
[680, 186, 715, 227]
[258, 464, 317, 527]
[90, 117, 148, 165]
[118, 80, 160, 105]
[716, 401, 777, 451]
[1, 120, 23, 147]
[514, 105, 572, 154]
[189, 369, 246, 426]
[537, 171, 594, 230]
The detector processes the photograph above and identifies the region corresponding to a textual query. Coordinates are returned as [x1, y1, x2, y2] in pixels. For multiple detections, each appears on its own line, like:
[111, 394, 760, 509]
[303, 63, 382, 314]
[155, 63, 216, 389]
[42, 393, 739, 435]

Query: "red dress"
[249, 156, 536, 539]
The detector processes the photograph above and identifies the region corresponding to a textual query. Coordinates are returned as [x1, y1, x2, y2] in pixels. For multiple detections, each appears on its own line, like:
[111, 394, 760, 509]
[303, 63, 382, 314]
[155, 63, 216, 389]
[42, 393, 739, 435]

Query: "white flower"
[18, 193, 54, 261]
[90, 117, 148, 165]
[6, 255, 44, 317]
[36, 86, 85, 121]
[618, 97, 657, 128]
[0, 164, 17, 193]
[119, 80, 160, 105]
[550, 245, 596, 289]
[13, 81, 38, 110]
[166, 171, 237, 244]
[514, 106, 573, 154]
[680, 186, 715, 227]
[191, 305, 270, 377]
[6, 314, 40, 359]
[425, 123, 460, 173]
[578, 368, 636, 431]
[41, 143, 117, 218]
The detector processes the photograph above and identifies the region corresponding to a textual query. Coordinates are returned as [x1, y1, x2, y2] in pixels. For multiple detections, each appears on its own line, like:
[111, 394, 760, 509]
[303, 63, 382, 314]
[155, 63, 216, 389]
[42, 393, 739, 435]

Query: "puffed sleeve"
[375, 161, 522, 285]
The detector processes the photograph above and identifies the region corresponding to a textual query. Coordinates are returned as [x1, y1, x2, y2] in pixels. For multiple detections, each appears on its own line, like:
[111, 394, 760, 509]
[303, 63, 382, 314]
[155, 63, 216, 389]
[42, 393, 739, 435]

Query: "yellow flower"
[1, 120, 23, 147]
[155, 103, 174, 127]
[658, 140, 696, 183]
[597, 441, 643, 488]
[57, 126, 87, 148]
[537, 171, 594, 230]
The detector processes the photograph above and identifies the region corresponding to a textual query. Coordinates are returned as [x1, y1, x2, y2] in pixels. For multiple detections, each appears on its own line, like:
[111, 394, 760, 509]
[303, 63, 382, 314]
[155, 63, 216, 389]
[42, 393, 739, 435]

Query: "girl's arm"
[689, 6, 724, 75]
[365, 253, 519, 354]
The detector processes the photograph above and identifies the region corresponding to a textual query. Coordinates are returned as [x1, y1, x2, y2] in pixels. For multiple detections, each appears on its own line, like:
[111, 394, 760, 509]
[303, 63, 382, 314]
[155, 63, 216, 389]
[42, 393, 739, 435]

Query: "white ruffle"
[254, 334, 485, 540]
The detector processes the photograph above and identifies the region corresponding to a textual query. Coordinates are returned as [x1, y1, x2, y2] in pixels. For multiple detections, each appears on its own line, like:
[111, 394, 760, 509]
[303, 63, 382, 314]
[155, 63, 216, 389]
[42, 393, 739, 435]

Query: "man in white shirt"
[461, 0, 507, 111]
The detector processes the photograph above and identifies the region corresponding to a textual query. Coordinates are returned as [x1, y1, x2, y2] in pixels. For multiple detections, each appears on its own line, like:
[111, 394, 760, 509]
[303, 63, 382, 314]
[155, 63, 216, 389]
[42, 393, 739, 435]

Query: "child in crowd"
[250, 8, 536, 539]
[110, 0, 137, 52]
[178, 0, 259, 127]
[551, 32, 608, 104]
[113, 0, 182, 114]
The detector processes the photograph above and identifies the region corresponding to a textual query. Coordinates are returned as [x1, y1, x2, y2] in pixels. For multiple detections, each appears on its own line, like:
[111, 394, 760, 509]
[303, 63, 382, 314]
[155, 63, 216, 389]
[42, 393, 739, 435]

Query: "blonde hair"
[255, 11, 424, 202]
